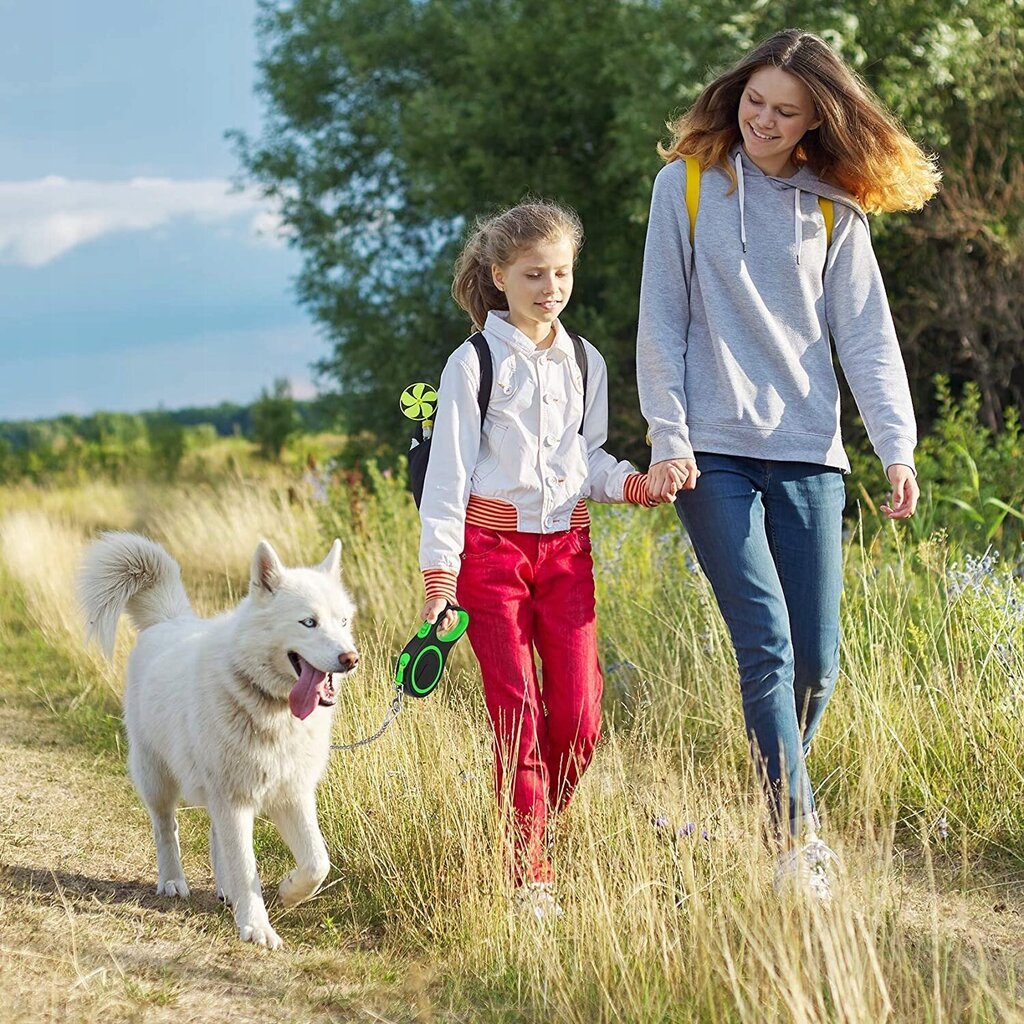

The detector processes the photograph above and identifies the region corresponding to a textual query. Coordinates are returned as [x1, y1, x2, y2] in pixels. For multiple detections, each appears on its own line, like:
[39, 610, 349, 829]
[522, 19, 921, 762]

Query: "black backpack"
[409, 329, 589, 508]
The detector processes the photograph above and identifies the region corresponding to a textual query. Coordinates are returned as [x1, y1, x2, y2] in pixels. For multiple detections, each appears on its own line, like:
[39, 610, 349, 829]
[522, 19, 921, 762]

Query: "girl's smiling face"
[738, 65, 821, 176]
[491, 235, 575, 346]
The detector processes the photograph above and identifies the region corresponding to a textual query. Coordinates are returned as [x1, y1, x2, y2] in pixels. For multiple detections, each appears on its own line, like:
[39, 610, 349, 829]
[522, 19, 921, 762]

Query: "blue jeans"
[674, 454, 845, 836]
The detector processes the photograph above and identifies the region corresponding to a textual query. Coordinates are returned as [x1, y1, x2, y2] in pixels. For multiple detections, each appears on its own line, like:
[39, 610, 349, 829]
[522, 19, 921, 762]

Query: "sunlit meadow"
[1, 462, 1022, 1023]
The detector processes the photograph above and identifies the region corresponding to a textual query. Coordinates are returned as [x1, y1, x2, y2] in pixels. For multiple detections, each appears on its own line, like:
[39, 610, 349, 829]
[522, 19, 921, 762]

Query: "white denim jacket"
[418, 310, 637, 574]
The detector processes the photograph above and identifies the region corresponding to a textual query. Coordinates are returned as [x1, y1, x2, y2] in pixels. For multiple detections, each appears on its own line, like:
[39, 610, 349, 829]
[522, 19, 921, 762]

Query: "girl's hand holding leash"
[422, 598, 458, 634]
[649, 458, 700, 502]
[881, 464, 919, 520]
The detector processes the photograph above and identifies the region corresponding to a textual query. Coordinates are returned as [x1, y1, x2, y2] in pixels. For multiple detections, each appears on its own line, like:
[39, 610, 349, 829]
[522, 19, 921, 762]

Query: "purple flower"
[651, 815, 670, 830]
[677, 823, 696, 839]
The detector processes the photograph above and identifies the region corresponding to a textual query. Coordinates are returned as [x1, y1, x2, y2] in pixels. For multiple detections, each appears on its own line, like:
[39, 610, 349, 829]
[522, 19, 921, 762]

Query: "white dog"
[79, 532, 359, 949]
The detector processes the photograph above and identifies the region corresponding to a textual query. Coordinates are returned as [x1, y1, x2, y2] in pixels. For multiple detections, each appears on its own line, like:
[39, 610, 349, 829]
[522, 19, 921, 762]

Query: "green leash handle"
[394, 604, 470, 698]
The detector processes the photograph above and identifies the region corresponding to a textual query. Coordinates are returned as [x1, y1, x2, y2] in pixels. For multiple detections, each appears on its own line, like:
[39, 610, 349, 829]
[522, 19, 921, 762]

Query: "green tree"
[235, 0, 729, 459]
[251, 378, 300, 459]
[147, 413, 187, 479]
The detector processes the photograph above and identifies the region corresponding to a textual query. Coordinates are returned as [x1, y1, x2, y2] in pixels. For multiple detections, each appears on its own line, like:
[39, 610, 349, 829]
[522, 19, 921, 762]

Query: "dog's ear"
[317, 538, 342, 578]
[251, 540, 285, 594]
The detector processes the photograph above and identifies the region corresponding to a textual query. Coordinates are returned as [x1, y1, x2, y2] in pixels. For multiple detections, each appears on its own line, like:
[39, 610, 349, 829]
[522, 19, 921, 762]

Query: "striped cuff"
[423, 568, 459, 604]
[623, 472, 658, 508]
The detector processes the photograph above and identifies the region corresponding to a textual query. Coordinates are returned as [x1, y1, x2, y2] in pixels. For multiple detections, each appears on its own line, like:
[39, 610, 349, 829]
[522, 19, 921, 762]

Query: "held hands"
[648, 458, 700, 503]
[881, 464, 919, 520]
[421, 598, 458, 633]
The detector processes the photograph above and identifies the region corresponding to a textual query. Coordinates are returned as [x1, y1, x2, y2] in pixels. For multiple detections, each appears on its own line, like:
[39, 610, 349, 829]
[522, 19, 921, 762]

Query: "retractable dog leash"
[330, 604, 469, 752]
[395, 606, 470, 697]
[330, 385, 468, 752]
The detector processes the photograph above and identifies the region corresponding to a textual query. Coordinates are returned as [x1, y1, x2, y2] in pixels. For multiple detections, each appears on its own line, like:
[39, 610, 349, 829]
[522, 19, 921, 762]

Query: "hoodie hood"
[731, 144, 865, 265]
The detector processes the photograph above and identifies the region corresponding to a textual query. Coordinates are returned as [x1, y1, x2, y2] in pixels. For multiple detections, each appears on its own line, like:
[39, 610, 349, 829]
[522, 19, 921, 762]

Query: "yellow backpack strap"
[684, 156, 701, 247]
[818, 196, 834, 249]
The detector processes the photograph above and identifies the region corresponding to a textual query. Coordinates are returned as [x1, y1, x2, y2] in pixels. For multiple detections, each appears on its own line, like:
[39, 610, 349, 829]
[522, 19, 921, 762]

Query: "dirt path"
[0, 660, 417, 1023]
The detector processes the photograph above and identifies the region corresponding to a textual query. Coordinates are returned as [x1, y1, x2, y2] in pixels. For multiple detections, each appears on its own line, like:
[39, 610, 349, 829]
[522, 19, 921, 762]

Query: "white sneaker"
[773, 838, 839, 905]
[513, 881, 564, 923]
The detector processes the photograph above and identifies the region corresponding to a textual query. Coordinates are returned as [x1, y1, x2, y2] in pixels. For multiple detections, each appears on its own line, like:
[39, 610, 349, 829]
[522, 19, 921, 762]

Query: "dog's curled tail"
[79, 532, 193, 658]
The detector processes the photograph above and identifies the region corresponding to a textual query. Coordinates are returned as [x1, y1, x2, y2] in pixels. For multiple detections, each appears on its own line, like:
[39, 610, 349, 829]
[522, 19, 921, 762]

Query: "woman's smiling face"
[737, 65, 821, 176]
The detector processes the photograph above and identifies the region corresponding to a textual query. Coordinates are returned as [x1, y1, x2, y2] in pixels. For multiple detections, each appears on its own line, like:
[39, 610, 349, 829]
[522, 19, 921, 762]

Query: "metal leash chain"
[330, 684, 405, 752]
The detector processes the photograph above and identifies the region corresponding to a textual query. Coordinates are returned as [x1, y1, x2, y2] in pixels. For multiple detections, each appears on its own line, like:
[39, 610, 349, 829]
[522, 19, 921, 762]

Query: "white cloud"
[0, 176, 289, 267]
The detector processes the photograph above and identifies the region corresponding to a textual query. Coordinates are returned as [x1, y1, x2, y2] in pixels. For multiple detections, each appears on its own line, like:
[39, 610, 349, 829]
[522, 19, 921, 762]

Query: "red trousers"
[457, 524, 603, 885]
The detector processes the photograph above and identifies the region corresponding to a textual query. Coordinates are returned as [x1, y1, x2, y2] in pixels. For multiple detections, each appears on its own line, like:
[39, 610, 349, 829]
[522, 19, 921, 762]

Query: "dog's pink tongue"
[289, 659, 327, 720]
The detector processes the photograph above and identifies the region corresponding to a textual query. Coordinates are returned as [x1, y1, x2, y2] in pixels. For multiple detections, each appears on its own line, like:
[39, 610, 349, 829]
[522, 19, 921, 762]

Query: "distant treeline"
[0, 398, 329, 451]
[0, 379, 348, 483]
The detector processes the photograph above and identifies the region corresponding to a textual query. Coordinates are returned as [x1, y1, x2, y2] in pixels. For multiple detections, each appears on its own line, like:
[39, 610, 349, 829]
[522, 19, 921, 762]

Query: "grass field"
[1, 468, 1023, 1023]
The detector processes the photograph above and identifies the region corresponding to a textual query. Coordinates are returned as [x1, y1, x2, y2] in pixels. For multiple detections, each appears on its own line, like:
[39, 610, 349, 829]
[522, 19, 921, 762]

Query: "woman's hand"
[421, 598, 458, 633]
[881, 464, 919, 520]
[648, 458, 699, 502]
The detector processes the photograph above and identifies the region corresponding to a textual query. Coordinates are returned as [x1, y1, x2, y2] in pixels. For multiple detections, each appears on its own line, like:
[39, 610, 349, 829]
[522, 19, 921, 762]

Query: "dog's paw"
[156, 878, 191, 898]
[278, 871, 319, 908]
[238, 921, 283, 950]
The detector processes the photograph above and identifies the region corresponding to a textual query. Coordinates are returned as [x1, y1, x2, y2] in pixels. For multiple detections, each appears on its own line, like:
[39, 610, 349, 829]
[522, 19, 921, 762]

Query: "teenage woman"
[636, 29, 939, 901]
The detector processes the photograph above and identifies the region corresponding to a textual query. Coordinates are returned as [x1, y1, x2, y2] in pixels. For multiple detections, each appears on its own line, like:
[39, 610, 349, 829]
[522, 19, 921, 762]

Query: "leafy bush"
[847, 376, 1024, 552]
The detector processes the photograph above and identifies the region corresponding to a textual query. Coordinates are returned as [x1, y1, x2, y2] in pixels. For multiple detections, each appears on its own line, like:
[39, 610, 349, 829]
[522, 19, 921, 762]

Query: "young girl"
[636, 30, 940, 901]
[418, 200, 659, 918]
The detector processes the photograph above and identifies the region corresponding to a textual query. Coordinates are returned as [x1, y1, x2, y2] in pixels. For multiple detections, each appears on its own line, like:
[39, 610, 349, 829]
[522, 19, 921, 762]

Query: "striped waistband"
[465, 493, 590, 531]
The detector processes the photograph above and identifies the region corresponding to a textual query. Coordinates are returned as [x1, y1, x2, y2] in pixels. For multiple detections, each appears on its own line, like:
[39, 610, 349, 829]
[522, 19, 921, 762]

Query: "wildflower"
[947, 549, 1000, 599]
[651, 815, 670, 831]
[677, 823, 696, 839]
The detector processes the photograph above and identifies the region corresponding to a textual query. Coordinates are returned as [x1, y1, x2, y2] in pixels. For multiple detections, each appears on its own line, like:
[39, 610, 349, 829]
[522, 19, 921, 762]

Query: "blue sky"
[0, 1, 324, 419]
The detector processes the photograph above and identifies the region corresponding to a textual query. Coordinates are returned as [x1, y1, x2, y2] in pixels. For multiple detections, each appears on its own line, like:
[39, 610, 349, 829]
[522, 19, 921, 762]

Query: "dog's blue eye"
[300, 617, 318, 628]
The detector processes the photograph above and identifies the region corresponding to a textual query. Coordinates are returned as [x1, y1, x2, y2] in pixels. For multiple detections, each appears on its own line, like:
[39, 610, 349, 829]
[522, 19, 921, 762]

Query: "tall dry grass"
[1, 475, 1022, 1022]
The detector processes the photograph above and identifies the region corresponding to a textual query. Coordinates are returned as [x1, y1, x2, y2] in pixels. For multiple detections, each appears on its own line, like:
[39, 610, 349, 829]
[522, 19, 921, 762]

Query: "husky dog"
[79, 533, 358, 949]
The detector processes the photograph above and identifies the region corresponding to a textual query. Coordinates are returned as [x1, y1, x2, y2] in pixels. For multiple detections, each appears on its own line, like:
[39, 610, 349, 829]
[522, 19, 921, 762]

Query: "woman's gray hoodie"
[636, 147, 916, 474]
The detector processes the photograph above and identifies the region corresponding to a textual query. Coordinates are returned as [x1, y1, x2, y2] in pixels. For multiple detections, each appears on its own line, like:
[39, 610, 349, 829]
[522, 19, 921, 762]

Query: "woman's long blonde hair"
[660, 29, 940, 213]
[452, 200, 584, 330]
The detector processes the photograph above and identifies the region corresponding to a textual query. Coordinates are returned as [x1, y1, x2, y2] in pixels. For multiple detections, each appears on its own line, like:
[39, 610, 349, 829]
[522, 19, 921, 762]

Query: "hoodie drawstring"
[795, 187, 802, 265]
[734, 150, 747, 254]
[734, 150, 804, 266]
